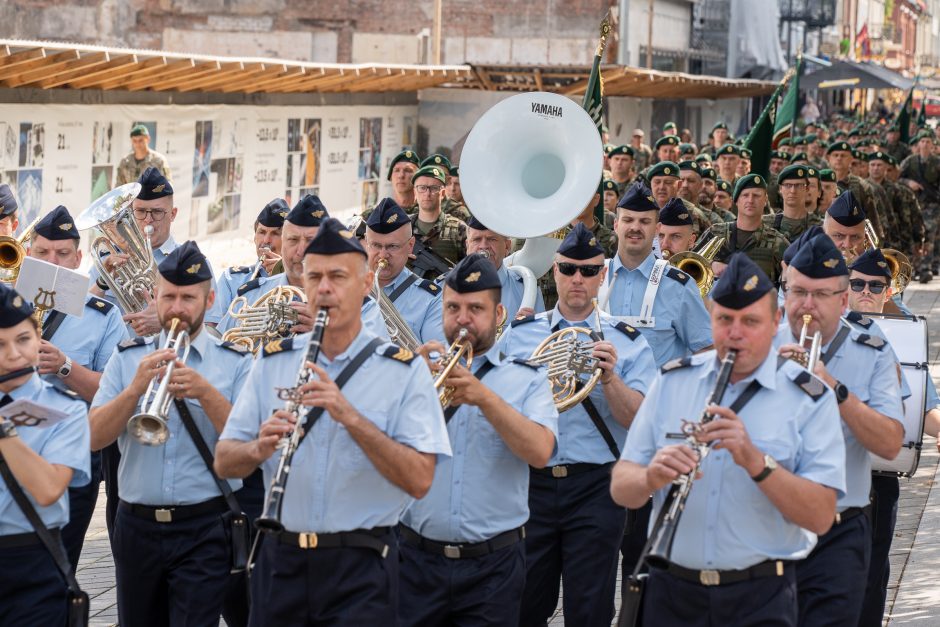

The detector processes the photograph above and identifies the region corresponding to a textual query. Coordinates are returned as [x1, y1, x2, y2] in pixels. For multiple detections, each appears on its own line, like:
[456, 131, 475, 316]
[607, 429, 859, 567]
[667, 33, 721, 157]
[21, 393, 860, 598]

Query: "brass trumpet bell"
[883, 248, 912, 295]
[434, 328, 474, 409]
[0, 215, 42, 283]
[667, 236, 725, 298]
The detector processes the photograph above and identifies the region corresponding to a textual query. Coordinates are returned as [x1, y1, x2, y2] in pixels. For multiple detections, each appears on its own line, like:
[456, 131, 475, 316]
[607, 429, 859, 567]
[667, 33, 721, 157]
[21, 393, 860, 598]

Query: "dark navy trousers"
[100, 442, 120, 537]
[221, 468, 265, 627]
[859, 476, 899, 627]
[61, 449, 101, 571]
[0, 540, 69, 626]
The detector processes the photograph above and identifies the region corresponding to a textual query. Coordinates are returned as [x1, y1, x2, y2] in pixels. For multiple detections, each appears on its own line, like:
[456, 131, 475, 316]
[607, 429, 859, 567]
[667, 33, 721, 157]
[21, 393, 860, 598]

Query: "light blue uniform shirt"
[497, 264, 546, 319]
[92, 328, 251, 505]
[499, 306, 655, 465]
[381, 267, 444, 344]
[622, 350, 847, 570]
[774, 321, 903, 509]
[0, 374, 90, 535]
[44, 296, 128, 381]
[221, 328, 452, 534]
[605, 253, 713, 366]
[217, 263, 269, 315]
[402, 345, 558, 543]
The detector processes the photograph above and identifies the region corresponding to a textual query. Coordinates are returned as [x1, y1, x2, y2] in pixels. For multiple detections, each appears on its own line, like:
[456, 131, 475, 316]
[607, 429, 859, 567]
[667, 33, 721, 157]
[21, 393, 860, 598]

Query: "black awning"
[801, 60, 914, 91]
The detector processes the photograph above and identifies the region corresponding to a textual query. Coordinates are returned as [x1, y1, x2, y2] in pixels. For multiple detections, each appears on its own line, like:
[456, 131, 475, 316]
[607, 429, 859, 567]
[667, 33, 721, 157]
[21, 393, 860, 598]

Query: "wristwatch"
[95, 276, 110, 291]
[0, 421, 18, 439]
[751, 454, 778, 483]
[834, 380, 850, 405]
[57, 356, 73, 379]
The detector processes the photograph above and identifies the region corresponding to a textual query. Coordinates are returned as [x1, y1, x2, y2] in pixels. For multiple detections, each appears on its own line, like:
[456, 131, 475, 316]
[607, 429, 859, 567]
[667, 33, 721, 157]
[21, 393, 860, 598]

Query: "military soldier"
[714, 179, 735, 217]
[778, 137, 793, 156]
[900, 130, 940, 275]
[883, 126, 911, 165]
[736, 148, 753, 179]
[608, 145, 636, 195]
[215, 218, 451, 625]
[399, 254, 558, 626]
[702, 121, 730, 158]
[822, 190, 870, 265]
[819, 168, 839, 212]
[762, 164, 823, 241]
[420, 154, 470, 222]
[702, 174, 790, 285]
[653, 135, 681, 165]
[805, 166, 823, 216]
[657, 197, 697, 257]
[630, 129, 652, 171]
[868, 151, 917, 255]
[409, 164, 467, 278]
[611, 253, 846, 627]
[826, 141, 885, 242]
[445, 164, 464, 206]
[217, 199, 287, 315]
[807, 134, 828, 168]
[602, 179, 620, 225]
[116, 124, 172, 186]
[715, 143, 742, 184]
[885, 155, 929, 272]
[678, 160, 724, 225]
[388, 149, 420, 213]
[647, 161, 710, 236]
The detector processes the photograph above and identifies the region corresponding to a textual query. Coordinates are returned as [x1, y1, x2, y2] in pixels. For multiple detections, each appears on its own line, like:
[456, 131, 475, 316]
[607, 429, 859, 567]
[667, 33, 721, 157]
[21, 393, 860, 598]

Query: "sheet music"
[14, 256, 91, 318]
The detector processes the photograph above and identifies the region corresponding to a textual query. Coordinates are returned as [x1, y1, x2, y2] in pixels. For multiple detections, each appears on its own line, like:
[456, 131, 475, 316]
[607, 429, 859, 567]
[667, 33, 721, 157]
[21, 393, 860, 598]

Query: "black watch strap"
[0, 421, 17, 439]
[835, 381, 849, 404]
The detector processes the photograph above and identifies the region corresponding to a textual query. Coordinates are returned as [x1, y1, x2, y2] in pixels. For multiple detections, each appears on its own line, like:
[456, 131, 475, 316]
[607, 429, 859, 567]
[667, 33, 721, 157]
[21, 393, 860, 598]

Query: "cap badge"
[823, 258, 839, 268]
[311, 210, 325, 218]
[664, 167, 672, 175]
[743, 275, 758, 291]
[405, 151, 413, 157]
[434, 157, 442, 164]
[589, 237, 597, 246]
[432, 168, 441, 177]
[185, 263, 202, 275]
[12, 296, 22, 307]
[338, 229, 354, 238]
[798, 169, 804, 176]
[58, 222, 73, 231]
[386, 214, 397, 224]
[153, 184, 165, 193]
[464, 271, 481, 283]
[877, 261, 887, 268]
[278, 211, 288, 218]
[678, 213, 689, 220]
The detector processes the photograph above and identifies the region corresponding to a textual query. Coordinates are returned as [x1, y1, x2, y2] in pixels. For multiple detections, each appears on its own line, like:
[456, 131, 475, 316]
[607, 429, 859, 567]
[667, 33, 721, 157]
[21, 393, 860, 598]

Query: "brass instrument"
[0, 215, 42, 283]
[789, 314, 822, 370]
[529, 298, 604, 412]
[75, 183, 158, 316]
[372, 259, 421, 351]
[248, 244, 280, 282]
[858, 220, 912, 295]
[434, 328, 474, 409]
[221, 285, 307, 354]
[127, 318, 191, 446]
[667, 236, 725, 298]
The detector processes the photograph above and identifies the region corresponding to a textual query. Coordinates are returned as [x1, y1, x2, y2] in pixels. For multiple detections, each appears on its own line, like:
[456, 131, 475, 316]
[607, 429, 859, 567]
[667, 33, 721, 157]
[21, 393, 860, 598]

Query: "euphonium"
[0, 215, 41, 283]
[790, 314, 822, 371]
[221, 285, 307, 353]
[372, 259, 421, 352]
[434, 328, 474, 409]
[528, 298, 604, 412]
[667, 236, 725, 298]
[127, 318, 191, 447]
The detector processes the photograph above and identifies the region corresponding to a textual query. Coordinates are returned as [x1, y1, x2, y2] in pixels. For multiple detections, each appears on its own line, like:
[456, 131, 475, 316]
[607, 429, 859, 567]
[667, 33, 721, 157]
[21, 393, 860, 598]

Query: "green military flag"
[744, 64, 796, 178]
[582, 13, 611, 136]
[917, 97, 928, 129]
[893, 86, 914, 143]
[772, 54, 803, 146]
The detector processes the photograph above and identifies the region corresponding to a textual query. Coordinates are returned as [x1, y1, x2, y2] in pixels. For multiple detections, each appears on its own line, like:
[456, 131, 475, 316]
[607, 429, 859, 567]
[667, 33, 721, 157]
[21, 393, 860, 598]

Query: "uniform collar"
[387, 266, 416, 291]
[157, 235, 177, 256]
[479, 342, 505, 367]
[7, 372, 42, 400]
[326, 326, 379, 364]
[699, 348, 779, 391]
[160, 324, 208, 360]
[547, 304, 598, 329]
[611, 251, 656, 278]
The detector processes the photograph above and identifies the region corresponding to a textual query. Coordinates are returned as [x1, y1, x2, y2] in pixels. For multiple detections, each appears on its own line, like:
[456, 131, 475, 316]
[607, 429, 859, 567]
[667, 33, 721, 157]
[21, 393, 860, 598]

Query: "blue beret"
[849, 248, 892, 279]
[618, 182, 659, 212]
[420, 154, 452, 170]
[777, 164, 810, 184]
[33, 205, 79, 241]
[158, 241, 212, 285]
[366, 198, 410, 234]
[658, 198, 693, 226]
[386, 149, 420, 181]
[647, 161, 680, 179]
[732, 174, 766, 201]
[789, 233, 848, 278]
[711, 253, 774, 309]
[826, 190, 865, 226]
[136, 167, 173, 200]
[783, 225, 824, 265]
[608, 145, 634, 158]
[0, 184, 17, 218]
[287, 195, 330, 227]
[257, 199, 288, 228]
[303, 217, 366, 257]
[556, 223, 604, 260]
[654, 136, 680, 149]
[445, 253, 501, 293]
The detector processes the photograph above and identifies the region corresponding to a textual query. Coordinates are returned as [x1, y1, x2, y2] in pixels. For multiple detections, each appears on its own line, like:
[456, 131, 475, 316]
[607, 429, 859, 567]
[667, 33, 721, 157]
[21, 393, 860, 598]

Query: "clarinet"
[255, 308, 330, 533]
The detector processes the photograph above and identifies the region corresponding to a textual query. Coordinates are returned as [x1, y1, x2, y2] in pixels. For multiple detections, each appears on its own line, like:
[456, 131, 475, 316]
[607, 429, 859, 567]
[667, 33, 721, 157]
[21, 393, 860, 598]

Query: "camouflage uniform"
[440, 197, 471, 222]
[537, 220, 616, 310]
[879, 179, 918, 255]
[699, 220, 790, 285]
[361, 199, 418, 221]
[115, 150, 172, 186]
[884, 141, 911, 165]
[409, 211, 467, 278]
[613, 177, 635, 197]
[837, 174, 884, 242]
[679, 198, 712, 236]
[900, 153, 940, 265]
[766, 175, 782, 210]
[760, 211, 823, 242]
[633, 145, 653, 172]
[887, 180, 927, 256]
[865, 180, 899, 249]
[808, 157, 829, 170]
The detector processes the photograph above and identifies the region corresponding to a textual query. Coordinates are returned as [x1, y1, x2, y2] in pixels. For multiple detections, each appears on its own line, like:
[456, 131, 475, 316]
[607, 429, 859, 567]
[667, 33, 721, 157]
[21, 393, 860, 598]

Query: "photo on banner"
[206, 117, 246, 234]
[285, 117, 321, 206]
[359, 117, 381, 210]
[91, 121, 115, 200]
[192, 120, 213, 197]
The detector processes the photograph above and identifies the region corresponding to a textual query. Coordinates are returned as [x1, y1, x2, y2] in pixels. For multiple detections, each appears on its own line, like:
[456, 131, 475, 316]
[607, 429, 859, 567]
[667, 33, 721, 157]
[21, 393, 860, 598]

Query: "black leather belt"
[530, 462, 612, 479]
[276, 526, 391, 558]
[0, 528, 60, 549]
[400, 525, 525, 560]
[835, 505, 869, 525]
[119, 496, 228, 524]
[655, 559, 790, 587]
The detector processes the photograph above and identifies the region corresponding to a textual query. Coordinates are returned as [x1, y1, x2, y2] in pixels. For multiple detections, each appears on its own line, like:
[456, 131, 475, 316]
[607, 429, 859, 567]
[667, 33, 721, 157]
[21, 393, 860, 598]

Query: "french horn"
[221, 284, 307, 353]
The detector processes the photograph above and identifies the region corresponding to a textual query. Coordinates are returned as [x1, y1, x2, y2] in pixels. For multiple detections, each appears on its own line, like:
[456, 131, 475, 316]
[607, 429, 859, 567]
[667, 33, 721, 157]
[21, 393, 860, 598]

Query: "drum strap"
[618, 259, 666, 328]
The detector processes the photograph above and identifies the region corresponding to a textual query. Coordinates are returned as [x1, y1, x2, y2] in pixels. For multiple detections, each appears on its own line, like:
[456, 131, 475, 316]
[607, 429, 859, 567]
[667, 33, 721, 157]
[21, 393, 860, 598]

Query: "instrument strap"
[598, 259, 616, 311]
[619, 259, 666, 328]
[822, 324, 851, 365]
[42, 310, 67, 342]
[296, 337, 385, 447]
[173, 399, 242, 516]
[579, 388, 621, 460]
[388, 274, 418, 304]
[443, 358, 499, 423]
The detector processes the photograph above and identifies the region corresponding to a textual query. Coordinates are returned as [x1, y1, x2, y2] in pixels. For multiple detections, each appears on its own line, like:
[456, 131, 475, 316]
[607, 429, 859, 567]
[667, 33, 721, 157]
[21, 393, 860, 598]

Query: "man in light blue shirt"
[90, 241, 252, 627]
[775, 234, 903, 627]
[499, 224, 655, 627]
[399, 253, 557, 626]
[613, 253, 845, 626]
[215, 218, 451, 625]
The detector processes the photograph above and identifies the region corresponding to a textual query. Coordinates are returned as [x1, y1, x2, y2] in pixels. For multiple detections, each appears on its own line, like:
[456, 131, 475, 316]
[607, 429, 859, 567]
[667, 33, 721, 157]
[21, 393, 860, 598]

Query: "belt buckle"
[154, 508, 173, 523]
[443, 545, 461, 559]
[551, 466, 568, 478]
[298, 532, 318, 549]
[699, 569, 721, 586]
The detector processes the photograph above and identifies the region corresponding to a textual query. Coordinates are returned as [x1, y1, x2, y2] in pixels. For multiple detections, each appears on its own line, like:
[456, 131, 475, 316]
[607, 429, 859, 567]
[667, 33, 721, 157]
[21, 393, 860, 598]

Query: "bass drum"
[866, 312, 929, 477]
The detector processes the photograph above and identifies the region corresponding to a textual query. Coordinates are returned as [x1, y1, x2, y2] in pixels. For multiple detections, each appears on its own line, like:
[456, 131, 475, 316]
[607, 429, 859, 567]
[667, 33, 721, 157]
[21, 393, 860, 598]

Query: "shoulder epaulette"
[846, 311, 874, 329]
[665, 266, 689, 285]
[854, 333, 887, 351]
[379, 344, 416, 364]
[613, 321, 641, 340]
[417, 278, 440, 295]
[50, 385, 81, 401]
[509, 357, 541, 370]
[117, 336, 152, 352]
[220, 341, 250, 355]
[661, 356, 692, 373]
[229, 265, 251, 275]
[792, 370, 826, 401]
[511, 314, 536, 328]
[261, 337, 295, 357]
[85, 296, 114, 314]
[236, 278, 262, 296]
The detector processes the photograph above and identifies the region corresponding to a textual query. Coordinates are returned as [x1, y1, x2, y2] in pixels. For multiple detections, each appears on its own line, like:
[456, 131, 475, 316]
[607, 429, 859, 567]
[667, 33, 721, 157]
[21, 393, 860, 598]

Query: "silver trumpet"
[794, 314, 822, 371]
[249, 244, 281, 282]
[127, 318, 191, 446]
[372, 259, 421, 351]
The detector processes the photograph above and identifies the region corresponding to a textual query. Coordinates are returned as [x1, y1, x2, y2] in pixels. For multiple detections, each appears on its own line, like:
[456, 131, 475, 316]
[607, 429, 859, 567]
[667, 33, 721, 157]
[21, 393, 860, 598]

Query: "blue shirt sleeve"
[621, 371, 664, 465]
[385, 358, 452, 457]
[676, 280, 713, 352]
[220, 356, 266, 443]
[39, 399, 92, 488]
[792, 388, 846, 497]
[618, 333, 656, 397]
[92, 310, 130, 372]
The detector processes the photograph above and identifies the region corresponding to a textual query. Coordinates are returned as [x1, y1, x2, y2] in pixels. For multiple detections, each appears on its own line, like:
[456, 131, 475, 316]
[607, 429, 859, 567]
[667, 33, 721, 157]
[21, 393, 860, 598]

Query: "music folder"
[14, 256, 91, 318]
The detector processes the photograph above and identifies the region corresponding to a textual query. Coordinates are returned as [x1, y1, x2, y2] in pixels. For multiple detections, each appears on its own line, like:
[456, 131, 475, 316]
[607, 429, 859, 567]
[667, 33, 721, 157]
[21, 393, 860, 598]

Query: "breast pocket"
[338, 410, 389, 470]
[476, 421, 510, 459]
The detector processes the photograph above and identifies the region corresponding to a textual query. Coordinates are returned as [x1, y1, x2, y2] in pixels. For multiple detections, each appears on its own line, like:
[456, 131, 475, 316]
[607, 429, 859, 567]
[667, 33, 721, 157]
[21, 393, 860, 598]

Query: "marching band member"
[500, 223, 655, 627]
[0, 284, 90, 625]
[821, 190, 868, 264]
[26, 205, 128, 565]
[0, 184, 19, 237]
[657, 197, 697, 257]
[217, 198, 288, 314]
[89, 242, 252, 627]
[399, 253, 557, 626]
[215, 218, 451, 625]
[611, 253, 845, 627]
[776, 234, 904, 626]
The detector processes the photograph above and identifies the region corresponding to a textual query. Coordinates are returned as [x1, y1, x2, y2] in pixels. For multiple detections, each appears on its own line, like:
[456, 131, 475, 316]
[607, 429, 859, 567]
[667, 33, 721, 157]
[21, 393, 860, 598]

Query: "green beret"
[603, 143, 615, 155]
[777, 164, 809, 183]
[806, 167, 819, 179]
[701, 167, 717, 180]
[130, 123, 150, 137]
[647, 161, 680, 179]
[679, 143, 696, 155]
[420, 153, 452, 170]
[678, 160, 700, 174]
[411, 164, 447, 185]
[662, 121, 678, 132]
[654, 135, 680, 149]
[803, 133, 818, 143]
[827, 141, 852, 154]
[716, 143, 741, 157]
[847, 129, 860, 138]
[733, 173, 766, 201]
[778, 137, 792, 147]
[608, 145, 635, 158]
[856, 139, 871, 148]
[851, 150, 865, 160]
[770, 150, 789, 160]
[386, 149, 420, 181]
[819, 168, 837, 183]
[449, 165, 459, 177]
[695, 153, 712, 163]
[867, 150, 890, 163]
[741, 148, 752, 159]
[789, 152, 808, 162]
[601, 179, 618, 193]
[912, 129, 934, 144]
[791, 135, 804, 145]
[715, 179, 732, 194]
[711, 121, 728, 132]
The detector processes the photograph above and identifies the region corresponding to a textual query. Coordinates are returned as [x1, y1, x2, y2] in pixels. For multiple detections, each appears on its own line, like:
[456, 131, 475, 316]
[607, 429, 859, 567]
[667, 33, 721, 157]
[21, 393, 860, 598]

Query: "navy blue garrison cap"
[0, 184, 17, 218]
[783, 225, 824, 266]
[658, 198, 693, 226]
[618, 182, 659, 212]
[34, 205, 79, 241]
[711, 253, 774, 309]
[789, 233, 848, 278]
[445, 253, 501, 293]
[257, 199, 288, 228]
[136, 167, 173, 201]
[366, 198, 410, 234]
[0, 284, 34, 328]
[287, 195, 330, 227]
[556, 223, 604, 260]
[849, 248, 892, 279]
[826, 190, 865, 226]
[158, 240, 212, 285]
[304, 217, 366, 257]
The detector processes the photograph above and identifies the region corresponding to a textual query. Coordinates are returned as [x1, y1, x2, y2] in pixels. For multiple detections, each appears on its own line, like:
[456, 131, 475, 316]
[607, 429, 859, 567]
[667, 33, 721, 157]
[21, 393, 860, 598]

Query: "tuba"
[221, 284, 307, 353]
[459, 92, 604, 309]
[76, 183, 157, 316]
[372, 259, 421, 351]
[0, 215, 42, 283]
[667, 236, 725, 298]
[127, 318, 190, 446]
[434, 328, 474, 409]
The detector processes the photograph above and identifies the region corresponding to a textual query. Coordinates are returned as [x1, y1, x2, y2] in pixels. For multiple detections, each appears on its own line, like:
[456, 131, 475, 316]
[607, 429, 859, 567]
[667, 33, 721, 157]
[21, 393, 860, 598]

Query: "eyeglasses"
[367, 241, 408, 253]
[133, 208, 168, 221]
[414, 185, 443, 194]
[849, 279, 888, 294]
[784, 287, 847, 301]
[556, 262, 604, 277]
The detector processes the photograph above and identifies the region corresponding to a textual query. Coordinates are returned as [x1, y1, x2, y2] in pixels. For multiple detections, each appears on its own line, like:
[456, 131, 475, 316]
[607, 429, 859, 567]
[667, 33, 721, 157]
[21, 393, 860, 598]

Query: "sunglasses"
[556, 262, 604, 277]
[849, 279, 888, 294]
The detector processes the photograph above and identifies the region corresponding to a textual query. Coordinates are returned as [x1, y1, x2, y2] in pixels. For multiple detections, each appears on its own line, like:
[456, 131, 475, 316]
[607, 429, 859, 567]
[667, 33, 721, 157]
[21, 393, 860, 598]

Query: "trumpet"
[220, 285, 307, 354]
[667, 236, 725, 298]
[789, 314, 822, 371]
[249, 244, 281, 282]
[0, 215, 42, 283]
[434, 328, 474, 409]
[127, 318, 191, 447]
[372, 259, 421, 352]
